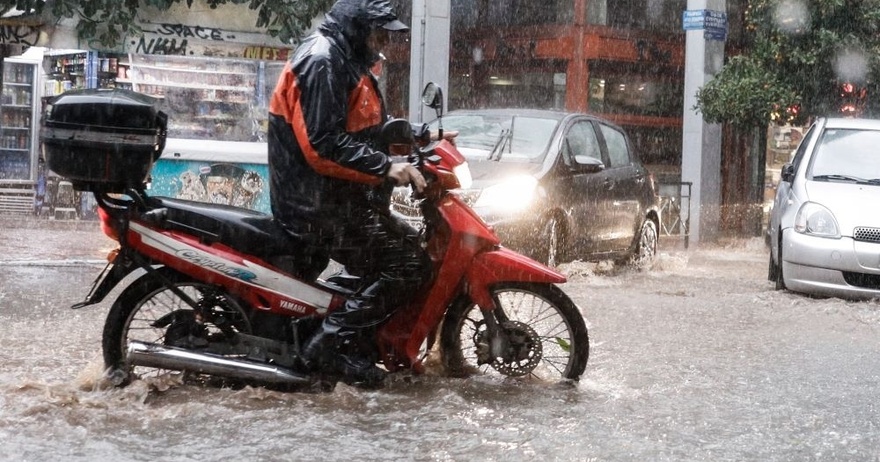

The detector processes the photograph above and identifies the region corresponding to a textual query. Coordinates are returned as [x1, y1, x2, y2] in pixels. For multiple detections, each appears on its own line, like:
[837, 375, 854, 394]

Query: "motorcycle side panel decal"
[130, 222, 332, 313]
[175, 248, 258, 281]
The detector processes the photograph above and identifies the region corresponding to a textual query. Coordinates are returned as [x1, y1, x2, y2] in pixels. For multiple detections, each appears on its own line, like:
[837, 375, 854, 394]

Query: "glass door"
[0, 59, 39, 181]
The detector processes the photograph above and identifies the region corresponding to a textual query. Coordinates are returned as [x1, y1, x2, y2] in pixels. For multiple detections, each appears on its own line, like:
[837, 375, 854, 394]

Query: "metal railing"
[658, 181, 692, 248]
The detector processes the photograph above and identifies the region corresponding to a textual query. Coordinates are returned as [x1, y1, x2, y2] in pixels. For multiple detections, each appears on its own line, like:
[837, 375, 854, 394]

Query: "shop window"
[452, 0, 574, 28]
[450, 68, 566, 111]
[588, 63, 683, 118]
[626, 126, 682, 167]
[588, 0, 686, 31]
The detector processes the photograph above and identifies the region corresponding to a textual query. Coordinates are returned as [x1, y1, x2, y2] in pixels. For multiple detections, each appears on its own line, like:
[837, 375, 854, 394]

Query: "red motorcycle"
[43, 84, 589, 390]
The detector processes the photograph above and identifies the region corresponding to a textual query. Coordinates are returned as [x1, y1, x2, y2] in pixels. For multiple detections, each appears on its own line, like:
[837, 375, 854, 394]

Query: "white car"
[768, 117, 880, 300]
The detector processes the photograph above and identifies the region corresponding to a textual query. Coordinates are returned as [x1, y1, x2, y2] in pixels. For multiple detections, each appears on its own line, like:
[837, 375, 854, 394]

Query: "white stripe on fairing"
[131, 222, 333, 309]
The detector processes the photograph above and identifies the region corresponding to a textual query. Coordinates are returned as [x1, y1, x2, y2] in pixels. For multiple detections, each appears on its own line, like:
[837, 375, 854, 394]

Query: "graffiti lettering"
[243, 46, 289, 61]
[0, 25, 39, 46]
[135, 36, 189, 55]
[156, 23, 224, 41]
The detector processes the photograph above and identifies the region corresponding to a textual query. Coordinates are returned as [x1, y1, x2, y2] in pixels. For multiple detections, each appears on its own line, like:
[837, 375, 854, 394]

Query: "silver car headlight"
[473, 175, 539, 212]
[794, 202, 840, 238]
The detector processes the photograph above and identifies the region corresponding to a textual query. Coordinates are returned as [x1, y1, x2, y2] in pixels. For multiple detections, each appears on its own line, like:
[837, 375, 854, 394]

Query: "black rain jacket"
[268, 0, 399, 239]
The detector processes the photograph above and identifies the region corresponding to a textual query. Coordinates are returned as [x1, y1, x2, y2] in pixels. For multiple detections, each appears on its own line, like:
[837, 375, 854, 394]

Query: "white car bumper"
[782, 228, 880, 300]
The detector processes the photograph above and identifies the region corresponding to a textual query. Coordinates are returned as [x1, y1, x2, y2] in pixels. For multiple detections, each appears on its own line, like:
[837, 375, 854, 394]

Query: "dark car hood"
[466, 159, 544, 188]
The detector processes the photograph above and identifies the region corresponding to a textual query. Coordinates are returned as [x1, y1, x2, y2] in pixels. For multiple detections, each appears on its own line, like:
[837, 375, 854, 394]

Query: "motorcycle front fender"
[71, 248, 143, 309]
[464, 248, 567, 310]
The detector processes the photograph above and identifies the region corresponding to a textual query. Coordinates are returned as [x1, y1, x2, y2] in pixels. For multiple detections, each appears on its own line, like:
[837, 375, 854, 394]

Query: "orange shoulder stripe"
[271, 64, 382, 185]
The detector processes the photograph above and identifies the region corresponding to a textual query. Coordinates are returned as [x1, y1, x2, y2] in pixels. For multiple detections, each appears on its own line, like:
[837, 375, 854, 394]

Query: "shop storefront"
[423, 0, 688, 182]
[0, 1, 292, 217]
[381, 0, 694, 238]
[0, 13, 43, 214]
[5, 0, 703, 223]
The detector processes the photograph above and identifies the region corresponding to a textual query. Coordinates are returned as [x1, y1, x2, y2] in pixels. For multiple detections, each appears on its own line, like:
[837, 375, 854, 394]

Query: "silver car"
[391, 108, 661, 267]
[768, 117, 880, 300]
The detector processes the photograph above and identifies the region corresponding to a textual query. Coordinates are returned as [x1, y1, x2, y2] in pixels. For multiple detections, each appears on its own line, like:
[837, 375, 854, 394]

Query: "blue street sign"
[683, 9, 728, 34]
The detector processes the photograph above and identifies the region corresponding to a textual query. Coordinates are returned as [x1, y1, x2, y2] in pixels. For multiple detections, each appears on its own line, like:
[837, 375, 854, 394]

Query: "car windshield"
[429, 113, 559, 163]
[810, 128, 880, 184]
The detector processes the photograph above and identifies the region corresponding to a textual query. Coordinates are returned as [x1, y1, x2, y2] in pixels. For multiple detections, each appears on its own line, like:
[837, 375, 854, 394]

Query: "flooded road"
[1, 232, 880, 461]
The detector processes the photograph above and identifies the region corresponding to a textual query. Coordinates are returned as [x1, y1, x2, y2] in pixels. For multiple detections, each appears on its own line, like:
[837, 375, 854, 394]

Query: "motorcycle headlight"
[453, 163, 473, 190]
[473, 175, 539, 212]
[794, 202, 840, 238]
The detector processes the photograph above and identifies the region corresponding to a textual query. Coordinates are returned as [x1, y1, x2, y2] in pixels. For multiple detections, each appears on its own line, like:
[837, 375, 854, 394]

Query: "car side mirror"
[781, 163, 794, 182]
[572, 155, 604, 173]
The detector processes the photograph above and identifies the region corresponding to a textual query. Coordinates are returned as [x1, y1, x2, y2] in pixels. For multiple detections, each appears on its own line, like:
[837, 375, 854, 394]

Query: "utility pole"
[408, 0, 451, 123]
[681, 0, 727, 244]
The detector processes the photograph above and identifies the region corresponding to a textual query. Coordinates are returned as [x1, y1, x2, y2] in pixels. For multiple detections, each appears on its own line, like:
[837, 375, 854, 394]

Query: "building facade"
[381, 0, 759, 238]
[385, 0, 705, 183]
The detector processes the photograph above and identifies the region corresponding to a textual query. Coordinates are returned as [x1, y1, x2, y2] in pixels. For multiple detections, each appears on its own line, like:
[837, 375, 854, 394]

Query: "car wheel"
[767, 250, 779, 282]
[537, 216, 564, 267]
[629, 218, 658, 269]
[774, 236, 786, 290]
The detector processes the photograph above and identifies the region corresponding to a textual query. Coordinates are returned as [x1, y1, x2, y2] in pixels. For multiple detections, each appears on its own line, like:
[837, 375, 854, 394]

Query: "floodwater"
[1, 230, 880, 461]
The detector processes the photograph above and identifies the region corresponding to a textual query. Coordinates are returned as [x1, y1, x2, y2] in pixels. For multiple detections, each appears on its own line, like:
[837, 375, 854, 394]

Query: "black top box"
[42, 88, 168, 192]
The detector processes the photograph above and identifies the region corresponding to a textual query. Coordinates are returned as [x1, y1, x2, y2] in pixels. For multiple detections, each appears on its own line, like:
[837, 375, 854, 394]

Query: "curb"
[0, 259, 107, 267]
[0, 214, 101, 231]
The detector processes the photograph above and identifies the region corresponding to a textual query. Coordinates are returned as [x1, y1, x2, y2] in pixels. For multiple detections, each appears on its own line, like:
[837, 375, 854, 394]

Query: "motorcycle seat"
[145, 196, 300, 262]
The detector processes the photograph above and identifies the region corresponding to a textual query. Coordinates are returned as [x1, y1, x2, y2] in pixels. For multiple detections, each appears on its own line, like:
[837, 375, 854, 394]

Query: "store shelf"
[129, 54, 259, 141]
[1, 59, 40, 187]
[133, 81, 253, 92]
[133, 63, 254, 76]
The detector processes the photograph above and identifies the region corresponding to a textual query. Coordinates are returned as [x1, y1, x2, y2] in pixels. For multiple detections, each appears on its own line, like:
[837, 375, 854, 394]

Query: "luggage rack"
[658, 181, 692, 249]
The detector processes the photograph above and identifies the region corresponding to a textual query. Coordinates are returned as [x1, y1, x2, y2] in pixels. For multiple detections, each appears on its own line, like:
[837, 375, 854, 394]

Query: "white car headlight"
[473, 175, 539, 212]
[794, 202, 840, 238]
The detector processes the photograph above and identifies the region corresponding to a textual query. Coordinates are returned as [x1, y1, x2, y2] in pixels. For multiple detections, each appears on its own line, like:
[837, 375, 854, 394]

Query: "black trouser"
[296, 208, 431, 366]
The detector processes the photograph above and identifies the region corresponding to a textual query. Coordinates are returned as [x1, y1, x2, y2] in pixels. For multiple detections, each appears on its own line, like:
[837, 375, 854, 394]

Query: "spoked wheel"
[102, 267, 252, 387]
[440, 282, 589, 381]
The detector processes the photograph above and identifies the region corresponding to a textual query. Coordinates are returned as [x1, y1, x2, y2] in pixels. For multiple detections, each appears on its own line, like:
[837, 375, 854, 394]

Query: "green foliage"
[696, 0, 880, 126]
[4, 0, 335, 48]
[697, 55, 797, 128]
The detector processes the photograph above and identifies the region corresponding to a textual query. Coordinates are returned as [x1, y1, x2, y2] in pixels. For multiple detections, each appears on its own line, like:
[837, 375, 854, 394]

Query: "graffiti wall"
[149, 138, 270, 214]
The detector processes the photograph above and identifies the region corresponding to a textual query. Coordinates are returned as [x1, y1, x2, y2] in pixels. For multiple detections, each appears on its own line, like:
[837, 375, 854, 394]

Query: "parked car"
[391, 108, 661, 267]
[768, 117, 880, 300]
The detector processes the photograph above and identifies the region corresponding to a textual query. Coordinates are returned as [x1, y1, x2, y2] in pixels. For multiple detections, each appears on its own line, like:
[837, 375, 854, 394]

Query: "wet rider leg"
[301, 211, 430, 386]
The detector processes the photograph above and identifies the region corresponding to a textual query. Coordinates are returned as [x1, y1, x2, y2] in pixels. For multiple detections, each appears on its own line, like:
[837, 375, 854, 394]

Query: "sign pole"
[681, 0, 727, 245]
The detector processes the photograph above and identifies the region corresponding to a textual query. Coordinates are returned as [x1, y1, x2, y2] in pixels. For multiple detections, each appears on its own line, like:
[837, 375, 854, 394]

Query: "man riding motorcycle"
[267, 0, 430, 387]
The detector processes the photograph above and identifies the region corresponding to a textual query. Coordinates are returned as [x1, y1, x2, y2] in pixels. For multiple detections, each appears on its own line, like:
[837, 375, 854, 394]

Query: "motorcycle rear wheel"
[102, 267, 252, 387]
[440, 282, 589, 381]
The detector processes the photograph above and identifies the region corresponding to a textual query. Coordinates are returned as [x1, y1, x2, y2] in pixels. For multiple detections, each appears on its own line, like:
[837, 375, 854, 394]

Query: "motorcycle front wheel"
[440, 282, 589, 381]
[102, 267, 252, 386]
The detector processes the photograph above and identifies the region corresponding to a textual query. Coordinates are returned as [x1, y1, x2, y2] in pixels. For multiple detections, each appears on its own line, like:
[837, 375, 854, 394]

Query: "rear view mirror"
[421, 82, 443, 113]
[378, 118, 414, 156]
[421, 82, 444, 139]
[781, 163, 795, 182]
[573, 155, 604, 173]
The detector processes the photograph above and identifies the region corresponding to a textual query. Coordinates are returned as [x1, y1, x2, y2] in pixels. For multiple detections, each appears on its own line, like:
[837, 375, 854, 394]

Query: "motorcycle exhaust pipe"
[126, 340, 310, 386]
